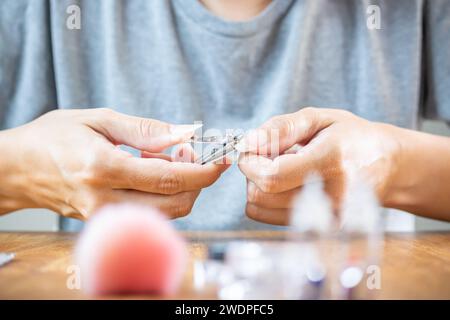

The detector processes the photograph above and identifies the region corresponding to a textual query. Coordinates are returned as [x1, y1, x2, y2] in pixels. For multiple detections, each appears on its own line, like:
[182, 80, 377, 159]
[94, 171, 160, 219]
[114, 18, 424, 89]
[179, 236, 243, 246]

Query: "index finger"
[238, 148, 330, 194]
[112, 156, 230, 195]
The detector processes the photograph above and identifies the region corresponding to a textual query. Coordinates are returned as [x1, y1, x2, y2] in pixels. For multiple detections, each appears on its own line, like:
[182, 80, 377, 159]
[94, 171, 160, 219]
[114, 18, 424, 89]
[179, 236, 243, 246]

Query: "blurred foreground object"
[193, 174, 384, 299]
[290, 174, 383, 299]
[75, 204, 188, 295]
[0, 252, 15, 267]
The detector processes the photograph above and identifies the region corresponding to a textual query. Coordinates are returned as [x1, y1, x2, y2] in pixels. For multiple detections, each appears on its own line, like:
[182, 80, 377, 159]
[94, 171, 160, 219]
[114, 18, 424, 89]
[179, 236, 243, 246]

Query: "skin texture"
[0, 108, 229, 220]
[1, 107, 450, 225]
[200, 0, 272, 21]
[237, 107, 450, 225]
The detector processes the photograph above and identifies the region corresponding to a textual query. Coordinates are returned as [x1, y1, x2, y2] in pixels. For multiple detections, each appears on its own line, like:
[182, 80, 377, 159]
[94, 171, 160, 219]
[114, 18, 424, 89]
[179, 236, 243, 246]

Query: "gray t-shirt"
[1, 0, 449, 231]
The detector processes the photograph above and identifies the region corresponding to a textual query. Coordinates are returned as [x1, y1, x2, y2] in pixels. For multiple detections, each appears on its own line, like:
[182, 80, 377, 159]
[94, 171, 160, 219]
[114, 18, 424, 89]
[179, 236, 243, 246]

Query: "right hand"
[0, 108, 229, 219]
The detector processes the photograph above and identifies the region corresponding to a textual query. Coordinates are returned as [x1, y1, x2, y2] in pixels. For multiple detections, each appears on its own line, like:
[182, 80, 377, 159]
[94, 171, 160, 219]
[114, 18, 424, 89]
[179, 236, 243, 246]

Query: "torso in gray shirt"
[1, 0, 449, 230]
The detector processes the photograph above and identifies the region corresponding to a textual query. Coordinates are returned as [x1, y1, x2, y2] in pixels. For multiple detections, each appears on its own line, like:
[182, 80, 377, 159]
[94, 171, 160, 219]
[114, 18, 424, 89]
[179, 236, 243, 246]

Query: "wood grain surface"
[0, 231, 449, 299]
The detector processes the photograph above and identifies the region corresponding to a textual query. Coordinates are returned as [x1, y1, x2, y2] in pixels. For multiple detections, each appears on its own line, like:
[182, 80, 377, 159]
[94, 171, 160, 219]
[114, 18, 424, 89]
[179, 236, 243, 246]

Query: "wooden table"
[0, 231, 449, 299]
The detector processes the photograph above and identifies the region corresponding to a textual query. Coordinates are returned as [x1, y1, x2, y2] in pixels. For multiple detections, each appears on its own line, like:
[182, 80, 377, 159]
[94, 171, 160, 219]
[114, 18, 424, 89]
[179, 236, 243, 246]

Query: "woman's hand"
[0, 108, 229, 219]
[238, 107, 450, 225]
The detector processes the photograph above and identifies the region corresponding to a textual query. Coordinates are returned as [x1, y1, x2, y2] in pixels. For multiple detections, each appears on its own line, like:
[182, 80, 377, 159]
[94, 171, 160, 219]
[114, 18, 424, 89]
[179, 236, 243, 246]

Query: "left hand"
[237, 107, 401, 225]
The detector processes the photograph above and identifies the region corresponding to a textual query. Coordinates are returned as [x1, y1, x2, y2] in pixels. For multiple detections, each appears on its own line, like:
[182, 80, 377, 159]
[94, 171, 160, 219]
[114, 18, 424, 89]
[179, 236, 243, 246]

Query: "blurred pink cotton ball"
[75, 203, 188, 296]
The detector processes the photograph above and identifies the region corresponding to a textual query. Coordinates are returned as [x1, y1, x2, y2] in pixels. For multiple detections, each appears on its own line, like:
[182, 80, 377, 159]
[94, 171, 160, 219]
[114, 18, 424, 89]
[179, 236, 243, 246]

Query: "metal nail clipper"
[189, 132, 244, 165]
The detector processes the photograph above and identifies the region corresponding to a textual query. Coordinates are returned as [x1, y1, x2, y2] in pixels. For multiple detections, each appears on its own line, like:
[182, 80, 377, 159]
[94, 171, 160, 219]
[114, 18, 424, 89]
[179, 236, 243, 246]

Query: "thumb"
[87, 108, 202, 152]
[236, 107, 334, 155]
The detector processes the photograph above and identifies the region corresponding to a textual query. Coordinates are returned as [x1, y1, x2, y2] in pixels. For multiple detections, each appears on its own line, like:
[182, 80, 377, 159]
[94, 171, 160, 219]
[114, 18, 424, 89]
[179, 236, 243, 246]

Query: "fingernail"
[170, 124, 203, 142]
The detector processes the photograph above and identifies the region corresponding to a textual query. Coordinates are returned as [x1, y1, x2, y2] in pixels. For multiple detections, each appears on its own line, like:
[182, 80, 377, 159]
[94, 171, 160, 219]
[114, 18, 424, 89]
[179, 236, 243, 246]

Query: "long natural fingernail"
[170, 124, 203, 142]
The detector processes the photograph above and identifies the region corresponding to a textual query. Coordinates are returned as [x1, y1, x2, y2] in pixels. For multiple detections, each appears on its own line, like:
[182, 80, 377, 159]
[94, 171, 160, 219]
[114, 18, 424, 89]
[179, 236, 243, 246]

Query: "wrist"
[0, 128, 37, 214]
[376, 123, 419, 210]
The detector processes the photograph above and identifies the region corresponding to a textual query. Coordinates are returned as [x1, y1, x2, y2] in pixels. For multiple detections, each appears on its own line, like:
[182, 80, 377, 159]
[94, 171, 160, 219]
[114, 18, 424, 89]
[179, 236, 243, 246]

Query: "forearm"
[383, 124, 450, 221]
[0, 128, 37, 215]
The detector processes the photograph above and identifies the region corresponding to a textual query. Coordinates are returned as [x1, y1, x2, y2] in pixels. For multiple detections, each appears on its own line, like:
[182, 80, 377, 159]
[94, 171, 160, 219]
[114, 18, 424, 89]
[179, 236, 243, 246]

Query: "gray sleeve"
[422, 0, 450, 122]
[0, 0, 57, 130]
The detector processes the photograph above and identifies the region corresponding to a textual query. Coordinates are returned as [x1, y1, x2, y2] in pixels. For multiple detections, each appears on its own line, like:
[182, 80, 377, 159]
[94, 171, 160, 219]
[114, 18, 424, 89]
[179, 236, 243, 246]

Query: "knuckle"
[247, 182, 263, 204]
[299, 106, 317, 115]
[96, 107, 115, 117]
[269, 115, 295, 139]
[267, 115, 286, 129]
[256, 174, 280, 193]
[245, 204, 260, 221]
[337, 109, 355, 120]
[137, 118, 156, 139]
[170, 195, 193, 218]
[158, 168, 183, 194]
[78, 158, 106, 187]
[90, 108, 117, 127]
